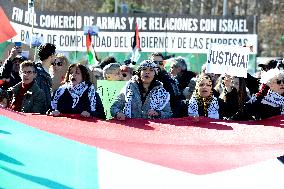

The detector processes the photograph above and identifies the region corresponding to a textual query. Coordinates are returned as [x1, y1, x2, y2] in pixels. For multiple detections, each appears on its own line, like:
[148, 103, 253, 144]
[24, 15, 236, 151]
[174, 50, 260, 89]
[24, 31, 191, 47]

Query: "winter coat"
[110, 76, 172, 119]
[243, 89, 284, 120]
[51, 81, 106, 119]
[35, 62, 52, 112]
[0, 58, 21, 90]
[9, 82, 46, 114]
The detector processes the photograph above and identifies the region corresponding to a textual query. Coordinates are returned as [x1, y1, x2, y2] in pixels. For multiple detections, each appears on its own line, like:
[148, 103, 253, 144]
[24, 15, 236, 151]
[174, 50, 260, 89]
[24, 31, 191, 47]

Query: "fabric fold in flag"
[131, 21, 141, 63]
[0, 6, 17, 43]
[86, 33, 99, 66]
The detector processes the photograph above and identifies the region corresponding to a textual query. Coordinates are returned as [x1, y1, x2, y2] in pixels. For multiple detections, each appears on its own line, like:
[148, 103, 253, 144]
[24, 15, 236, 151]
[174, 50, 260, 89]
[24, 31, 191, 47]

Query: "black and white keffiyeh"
[188, 96, 220, 119]
[123, 82, 170, 118]
[260, 89, 284, 113]
[51, 81, 96, 111]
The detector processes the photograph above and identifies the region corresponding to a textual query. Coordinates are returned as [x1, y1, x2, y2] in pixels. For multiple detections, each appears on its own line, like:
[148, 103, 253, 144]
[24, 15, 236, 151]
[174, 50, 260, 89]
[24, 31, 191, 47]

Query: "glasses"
[51, 61, 63, 66]
[153, 61, 164, 66]
[276, 79, 284, 85]
[261, 67, 269, 72]
[20, 71, 34, 75]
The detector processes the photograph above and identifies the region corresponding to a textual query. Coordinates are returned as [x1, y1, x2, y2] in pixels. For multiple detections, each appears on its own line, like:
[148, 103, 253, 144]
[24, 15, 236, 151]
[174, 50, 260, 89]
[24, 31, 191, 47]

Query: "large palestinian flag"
[1, 107, 284, 189]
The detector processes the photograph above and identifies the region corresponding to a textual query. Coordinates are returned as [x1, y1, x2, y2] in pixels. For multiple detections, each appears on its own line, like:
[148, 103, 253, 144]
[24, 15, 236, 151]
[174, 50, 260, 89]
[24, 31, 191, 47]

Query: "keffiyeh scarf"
[51, 81, 96, 111]
[123, 82, 170, 118]
[260, 89, 284, 113]
[188, 95, 220, 119]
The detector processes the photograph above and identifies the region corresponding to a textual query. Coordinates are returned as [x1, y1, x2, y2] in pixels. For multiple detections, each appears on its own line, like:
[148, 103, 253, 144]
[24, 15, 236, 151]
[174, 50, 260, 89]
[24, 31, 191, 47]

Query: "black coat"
[53, 85, 106, 120]
[0, 58, 21, 90]
[176, 70, 197, 92]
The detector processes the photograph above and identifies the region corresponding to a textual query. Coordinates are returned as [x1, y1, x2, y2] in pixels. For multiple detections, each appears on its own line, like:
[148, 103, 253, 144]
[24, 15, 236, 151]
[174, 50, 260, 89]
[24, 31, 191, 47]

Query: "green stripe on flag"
[88, 50, 95, 65]
[0, 116, 99, 189]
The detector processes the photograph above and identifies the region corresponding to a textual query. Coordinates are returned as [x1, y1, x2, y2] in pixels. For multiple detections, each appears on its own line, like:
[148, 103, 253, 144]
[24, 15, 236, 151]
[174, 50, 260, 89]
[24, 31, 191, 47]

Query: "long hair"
[64, 63, 91, 84]
[237, 77, 247, 113]
[49, 54, 70, 91]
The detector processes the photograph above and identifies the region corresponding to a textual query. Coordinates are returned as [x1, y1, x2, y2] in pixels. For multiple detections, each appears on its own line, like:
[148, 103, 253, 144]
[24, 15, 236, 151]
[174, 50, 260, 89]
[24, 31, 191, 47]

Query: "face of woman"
[197, 78, 212, 98]
[69, 66, 83, 86]
[269, 76, 284, 95]
[51, 58, 64, 72]
[140, 67, 155, 84]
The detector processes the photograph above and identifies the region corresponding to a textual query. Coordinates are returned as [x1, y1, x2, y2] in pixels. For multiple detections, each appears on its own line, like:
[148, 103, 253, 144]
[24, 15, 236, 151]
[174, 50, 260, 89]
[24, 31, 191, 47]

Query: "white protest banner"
[0, 0, 258, 54]
[206, 44, 250, 77]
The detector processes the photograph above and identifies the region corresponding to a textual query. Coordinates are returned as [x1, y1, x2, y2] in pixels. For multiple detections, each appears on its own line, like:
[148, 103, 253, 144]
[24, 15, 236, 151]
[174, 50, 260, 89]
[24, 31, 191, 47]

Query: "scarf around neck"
[188, 94, 220, 119]
[123, 79, 170, 118]
[51, 81, 97, 111]
[261, 89, 284, 113]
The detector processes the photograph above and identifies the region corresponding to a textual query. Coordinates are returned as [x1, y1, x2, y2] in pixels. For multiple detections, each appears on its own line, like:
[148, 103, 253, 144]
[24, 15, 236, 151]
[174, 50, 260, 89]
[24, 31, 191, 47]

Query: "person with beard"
[0, 47, 26, 90]
[8, 60, 46, 113]
[50, 64, 106, 119]
[49, 53, 70, 93]
[187, 74, 227, 119]
[110, 60, 172, 120]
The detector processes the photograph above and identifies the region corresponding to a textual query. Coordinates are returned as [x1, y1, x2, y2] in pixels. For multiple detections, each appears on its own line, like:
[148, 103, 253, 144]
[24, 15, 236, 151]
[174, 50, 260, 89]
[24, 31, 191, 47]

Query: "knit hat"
[138, 60, 158, 74]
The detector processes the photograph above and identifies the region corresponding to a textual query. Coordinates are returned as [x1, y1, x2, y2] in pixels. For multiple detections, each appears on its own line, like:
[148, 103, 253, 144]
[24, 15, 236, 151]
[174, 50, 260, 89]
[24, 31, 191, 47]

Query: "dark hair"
[0, 88, 9, 101]
[37, 43, 56, 61]
[13, 55, 27, 62]
[20, 60, 36, 72]
[64, 64, 90, 83]
[150, 52, 164, 60]
[99, 56, 117, 69]
[136, 64, 159, 94]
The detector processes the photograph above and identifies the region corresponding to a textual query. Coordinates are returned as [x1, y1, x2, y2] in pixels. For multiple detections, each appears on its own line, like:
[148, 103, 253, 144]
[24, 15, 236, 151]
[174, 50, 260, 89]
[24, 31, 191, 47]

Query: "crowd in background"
[1, 42, 284, 121]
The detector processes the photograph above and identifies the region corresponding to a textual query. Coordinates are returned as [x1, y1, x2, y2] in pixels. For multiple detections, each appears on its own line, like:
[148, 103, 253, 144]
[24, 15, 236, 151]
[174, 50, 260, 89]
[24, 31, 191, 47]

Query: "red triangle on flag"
[0, 6, 17, 43]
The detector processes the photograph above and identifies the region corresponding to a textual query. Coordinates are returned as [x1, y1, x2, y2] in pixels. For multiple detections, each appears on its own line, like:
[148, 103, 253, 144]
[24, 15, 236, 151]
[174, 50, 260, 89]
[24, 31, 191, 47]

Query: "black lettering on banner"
[20, 30, 26, 41]
[47, 34, 57, 44]
[114, 36, 128, 48]
[231, 53, 238, 66]
[140, 36, 169, 49]
[218, 51, 224, 64]
[209, 49, 249, 68]
[93, 36, 112, 47]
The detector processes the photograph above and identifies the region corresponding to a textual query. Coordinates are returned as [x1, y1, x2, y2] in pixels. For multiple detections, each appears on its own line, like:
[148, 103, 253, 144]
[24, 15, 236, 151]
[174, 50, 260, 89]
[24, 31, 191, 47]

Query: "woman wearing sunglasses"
[49, 53, 70, 93]
[245, 68, 284, 120]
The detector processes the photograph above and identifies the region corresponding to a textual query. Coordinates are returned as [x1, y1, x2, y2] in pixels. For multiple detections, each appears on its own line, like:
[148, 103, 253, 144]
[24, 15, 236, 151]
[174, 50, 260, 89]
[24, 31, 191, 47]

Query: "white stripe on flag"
[97, 149, 284, 189]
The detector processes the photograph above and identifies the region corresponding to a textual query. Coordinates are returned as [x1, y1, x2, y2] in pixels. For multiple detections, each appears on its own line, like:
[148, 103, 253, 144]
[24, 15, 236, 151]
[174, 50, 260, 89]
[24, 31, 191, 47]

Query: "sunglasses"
[276, 79, 284, 85]
[51, 61, 63, 66]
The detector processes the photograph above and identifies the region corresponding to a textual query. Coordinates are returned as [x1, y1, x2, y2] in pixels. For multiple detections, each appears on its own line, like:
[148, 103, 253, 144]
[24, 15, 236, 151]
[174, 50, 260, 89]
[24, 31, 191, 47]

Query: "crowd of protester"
[1, 42, 284, 121]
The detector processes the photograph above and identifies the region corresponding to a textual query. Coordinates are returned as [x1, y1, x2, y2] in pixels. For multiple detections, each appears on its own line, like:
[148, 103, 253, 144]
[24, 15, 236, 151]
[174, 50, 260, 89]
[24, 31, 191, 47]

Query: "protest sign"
[206, 44, 250, 77]
[97, 80, 126, 119]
